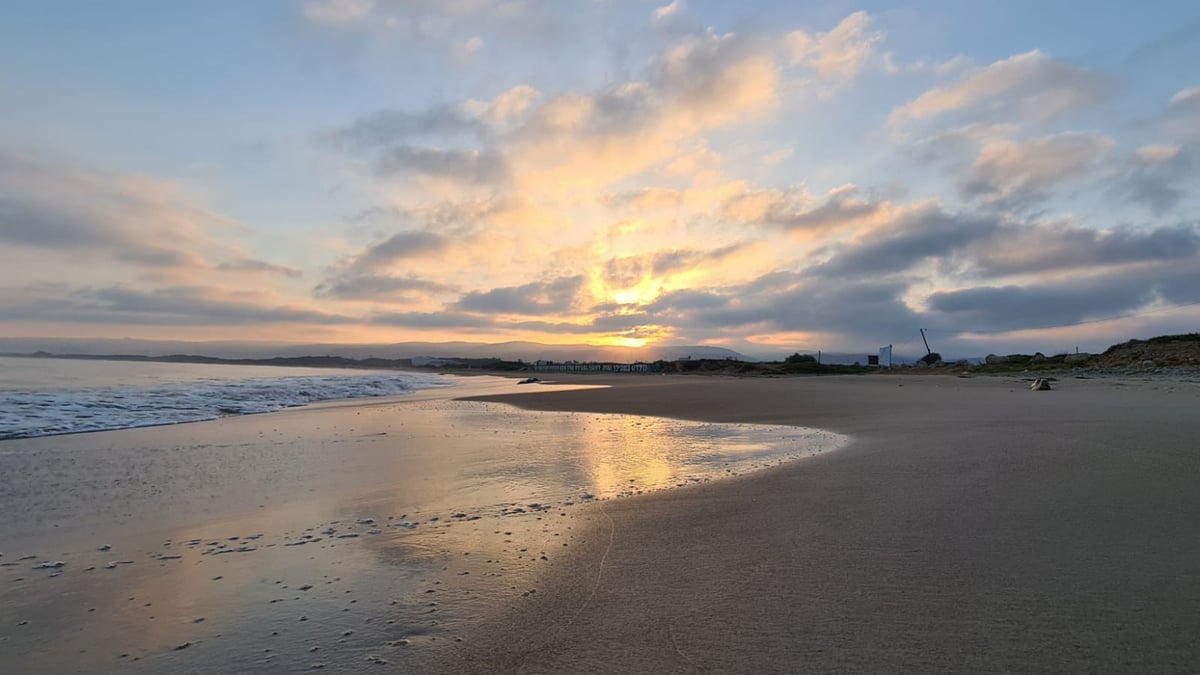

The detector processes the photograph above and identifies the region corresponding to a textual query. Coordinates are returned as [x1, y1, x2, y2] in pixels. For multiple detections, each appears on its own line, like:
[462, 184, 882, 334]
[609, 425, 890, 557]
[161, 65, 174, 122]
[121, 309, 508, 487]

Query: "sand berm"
[427, 373, 1200, 673]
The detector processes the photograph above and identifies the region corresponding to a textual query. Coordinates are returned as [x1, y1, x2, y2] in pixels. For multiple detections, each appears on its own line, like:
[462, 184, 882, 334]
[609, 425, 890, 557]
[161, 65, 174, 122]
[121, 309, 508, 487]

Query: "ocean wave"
[0, 371, 451, 440]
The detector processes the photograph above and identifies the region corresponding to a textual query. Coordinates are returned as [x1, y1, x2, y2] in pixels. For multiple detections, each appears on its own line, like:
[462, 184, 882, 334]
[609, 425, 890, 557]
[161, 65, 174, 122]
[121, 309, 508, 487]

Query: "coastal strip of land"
[436, 373, 1200, 673]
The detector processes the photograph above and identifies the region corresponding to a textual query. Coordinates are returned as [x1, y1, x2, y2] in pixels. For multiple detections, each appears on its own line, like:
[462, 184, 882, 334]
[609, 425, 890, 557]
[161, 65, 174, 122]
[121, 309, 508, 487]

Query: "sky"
[1, 0, 1199, 358]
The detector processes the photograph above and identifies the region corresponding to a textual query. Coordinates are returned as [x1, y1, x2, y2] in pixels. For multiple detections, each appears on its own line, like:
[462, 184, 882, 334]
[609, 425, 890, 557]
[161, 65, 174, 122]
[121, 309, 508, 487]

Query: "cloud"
[453, 275, 584, 315]
[1108, 145, 1192, 215]
[453, 36, 484, 61]
[812, 205, 1000, 278]
[1169, 85, 1200, 109]
[1163, 86, 1200, 142]
[1, 284, 353, 326]
[322, 106, 485, 150]
[958, 132, 1114, 206]
[303, 0, 375, 24]
[909, 122, 1017, 164]
[602, 243, 747, 287]
[964, 221, 1200, 277]
[722, 184, 886, 232]
[642, 275, 923, 342]
[216, 259, 304, 278]
[603, 187, 684, 211]
[346, 229, 450, 270]
[315, 273, 457, 300]
[654, 1, 683, 23]
[888, 50, 1111, 131]
[373, 145, 510, 184]
[465, 85, 541, 128]
[0, 149, 239, 272]
[652, 32, 778, 129]
[925, 269, 1179, 333]
[783, 11, 882, 80]
[804, 199, 1200, 282]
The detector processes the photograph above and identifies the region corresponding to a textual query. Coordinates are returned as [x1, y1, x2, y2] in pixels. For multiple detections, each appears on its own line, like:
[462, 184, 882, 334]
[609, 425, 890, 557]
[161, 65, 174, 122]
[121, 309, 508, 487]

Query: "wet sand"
[438, 373, 1200, 673]
[0, 375, 842, 673]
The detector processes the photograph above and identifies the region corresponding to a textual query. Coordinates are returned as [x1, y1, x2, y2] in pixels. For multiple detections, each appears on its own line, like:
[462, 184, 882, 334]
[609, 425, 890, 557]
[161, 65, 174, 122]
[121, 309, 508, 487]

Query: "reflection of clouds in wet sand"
[0, 386, 844, 672]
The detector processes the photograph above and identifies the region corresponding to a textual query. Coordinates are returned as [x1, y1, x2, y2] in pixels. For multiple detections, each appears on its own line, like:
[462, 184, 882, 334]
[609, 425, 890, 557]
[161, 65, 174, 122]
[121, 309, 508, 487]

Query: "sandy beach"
[436, 372, 1200, 673]
[2, 371, 1199, 673]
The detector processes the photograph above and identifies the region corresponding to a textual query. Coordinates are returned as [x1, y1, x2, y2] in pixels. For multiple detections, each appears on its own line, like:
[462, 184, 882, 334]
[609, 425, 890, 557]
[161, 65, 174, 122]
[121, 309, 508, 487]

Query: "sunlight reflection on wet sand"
[0, 379, 846, 672]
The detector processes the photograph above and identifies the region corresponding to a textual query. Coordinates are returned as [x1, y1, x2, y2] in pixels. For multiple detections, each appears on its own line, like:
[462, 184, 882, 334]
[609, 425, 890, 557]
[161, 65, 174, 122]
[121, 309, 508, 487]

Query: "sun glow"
[609, 281, 662, 306]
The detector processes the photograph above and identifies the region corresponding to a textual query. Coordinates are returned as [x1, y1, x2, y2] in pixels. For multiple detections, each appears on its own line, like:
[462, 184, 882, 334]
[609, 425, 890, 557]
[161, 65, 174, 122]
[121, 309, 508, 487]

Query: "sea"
[0, 355, 450, 440]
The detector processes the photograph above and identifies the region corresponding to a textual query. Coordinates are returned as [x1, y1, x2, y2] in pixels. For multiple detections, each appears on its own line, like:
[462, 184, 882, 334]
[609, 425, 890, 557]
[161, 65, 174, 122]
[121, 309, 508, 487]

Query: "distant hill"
[1093, 333, 1200, 369]
[0, 337, 750, 364]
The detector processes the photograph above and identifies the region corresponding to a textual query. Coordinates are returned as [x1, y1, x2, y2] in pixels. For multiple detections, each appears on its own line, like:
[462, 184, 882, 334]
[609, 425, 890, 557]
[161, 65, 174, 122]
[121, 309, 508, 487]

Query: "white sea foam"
[0, 362, 451, 440]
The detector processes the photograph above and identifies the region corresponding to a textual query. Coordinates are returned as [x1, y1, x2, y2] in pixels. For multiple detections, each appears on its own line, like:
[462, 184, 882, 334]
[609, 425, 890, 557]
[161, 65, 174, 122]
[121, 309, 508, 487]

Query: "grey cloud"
[927, 279, 1154, 333]
[927, 256, 1200, 333]
[0, 150, 234, 271]
[0, 197, 108, 247]
[642, 276, 922, 341]
[453, 275, 584, 315]
[321, 106, 508, 186]
[0, 195, 206, 270]
[1108, 146, 1193, 215]
[315, 273, 456, 300]
[355, 230, 449, 269]
[119, 247, 204, 268]
[813, 207, 1000, 278]
[724, 186, 883, 231]
[217, 259, 304, 278]
[967, 221, 1200, 276]
[323, 106, 485, 151]
[777, 187, 882, 231]
[373, 145, 509, 184]
[766, 280, 922, 336]
[1, 285, 354, 326]
[317, 225, 462, 303]
[807, 201, 1200, 282]
[651, 243, 745, 274]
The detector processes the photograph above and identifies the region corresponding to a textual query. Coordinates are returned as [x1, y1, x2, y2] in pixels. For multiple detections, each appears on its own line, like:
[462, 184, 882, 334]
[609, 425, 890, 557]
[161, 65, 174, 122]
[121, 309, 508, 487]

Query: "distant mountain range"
[0, 337, 752, 364]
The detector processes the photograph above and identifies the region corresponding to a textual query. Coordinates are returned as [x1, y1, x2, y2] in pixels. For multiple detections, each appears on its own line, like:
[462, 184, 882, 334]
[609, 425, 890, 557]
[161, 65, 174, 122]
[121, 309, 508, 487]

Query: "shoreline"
[0, 375, 835, 673]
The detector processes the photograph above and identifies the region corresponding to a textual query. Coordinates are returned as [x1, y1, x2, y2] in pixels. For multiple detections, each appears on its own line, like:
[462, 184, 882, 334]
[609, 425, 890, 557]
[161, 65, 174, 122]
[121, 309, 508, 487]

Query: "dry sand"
[434, 373, 1200, 673]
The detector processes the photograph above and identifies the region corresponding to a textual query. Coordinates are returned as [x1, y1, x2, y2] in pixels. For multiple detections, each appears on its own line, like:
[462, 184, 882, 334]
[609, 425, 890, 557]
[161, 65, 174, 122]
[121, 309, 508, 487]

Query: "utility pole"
[919, 328, 932, 355]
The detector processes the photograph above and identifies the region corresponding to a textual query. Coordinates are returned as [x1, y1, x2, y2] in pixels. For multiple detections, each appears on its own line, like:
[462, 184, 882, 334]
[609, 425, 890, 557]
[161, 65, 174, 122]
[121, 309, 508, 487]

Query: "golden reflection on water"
[0, 394, 846, 672]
